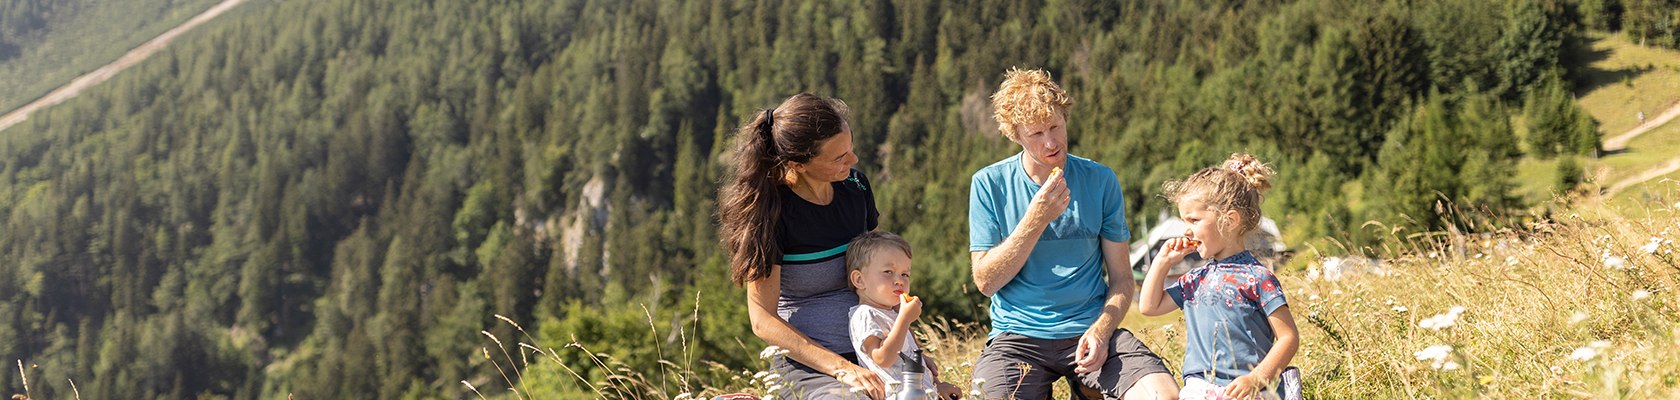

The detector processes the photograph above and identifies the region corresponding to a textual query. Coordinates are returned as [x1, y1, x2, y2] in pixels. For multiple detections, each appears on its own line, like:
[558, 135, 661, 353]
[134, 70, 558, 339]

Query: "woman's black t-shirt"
[774, 168, 879, 354]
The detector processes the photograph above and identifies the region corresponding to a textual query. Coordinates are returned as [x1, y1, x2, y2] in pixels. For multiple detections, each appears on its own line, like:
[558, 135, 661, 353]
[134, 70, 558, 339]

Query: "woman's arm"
[1224, 305, 1300, 399]
[1138, 238, 1193, 316]
[746, 265, 885, 399]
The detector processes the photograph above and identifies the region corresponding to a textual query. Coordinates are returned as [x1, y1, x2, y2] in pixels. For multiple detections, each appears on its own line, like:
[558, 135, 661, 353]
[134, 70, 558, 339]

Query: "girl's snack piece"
[900, 293, 916, 303]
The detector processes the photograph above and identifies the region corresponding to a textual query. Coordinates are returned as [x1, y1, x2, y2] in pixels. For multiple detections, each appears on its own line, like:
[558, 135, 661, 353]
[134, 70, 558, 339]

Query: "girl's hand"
[1223, 373, 1267, 400]
[1157, 237, 1200, 265]
[834, 363, 886, 400]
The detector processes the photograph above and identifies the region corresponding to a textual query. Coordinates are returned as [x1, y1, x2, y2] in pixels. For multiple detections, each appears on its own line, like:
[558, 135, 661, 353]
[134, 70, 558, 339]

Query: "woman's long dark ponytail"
[719, 93, 849, 285]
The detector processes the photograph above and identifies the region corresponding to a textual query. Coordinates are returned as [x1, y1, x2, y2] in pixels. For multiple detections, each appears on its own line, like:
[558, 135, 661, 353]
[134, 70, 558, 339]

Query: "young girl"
[1138, 153, 1299, 400]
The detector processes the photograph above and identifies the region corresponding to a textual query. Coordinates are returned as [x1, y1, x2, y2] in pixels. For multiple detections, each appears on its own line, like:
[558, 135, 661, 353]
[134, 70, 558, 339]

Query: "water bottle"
[897, 353, 934, 400]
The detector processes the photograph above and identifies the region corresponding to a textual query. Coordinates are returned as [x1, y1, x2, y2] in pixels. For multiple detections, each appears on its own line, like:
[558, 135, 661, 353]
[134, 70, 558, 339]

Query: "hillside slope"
[0, 0, 222, 112]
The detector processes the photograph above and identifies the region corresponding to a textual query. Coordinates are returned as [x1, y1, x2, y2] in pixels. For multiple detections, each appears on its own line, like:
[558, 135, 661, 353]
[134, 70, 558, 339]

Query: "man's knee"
[1121, 372, 1179, 400]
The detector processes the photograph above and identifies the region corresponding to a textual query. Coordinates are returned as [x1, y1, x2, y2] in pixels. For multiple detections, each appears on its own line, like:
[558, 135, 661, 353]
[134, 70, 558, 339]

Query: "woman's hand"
[935, 380, 964, 399]
[834, 363, 886, 400]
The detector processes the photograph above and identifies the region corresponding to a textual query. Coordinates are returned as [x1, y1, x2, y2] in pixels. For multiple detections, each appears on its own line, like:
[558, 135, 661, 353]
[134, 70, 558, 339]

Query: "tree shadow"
[0, 40, 18, 62]
[1566, 36, 1655, 95]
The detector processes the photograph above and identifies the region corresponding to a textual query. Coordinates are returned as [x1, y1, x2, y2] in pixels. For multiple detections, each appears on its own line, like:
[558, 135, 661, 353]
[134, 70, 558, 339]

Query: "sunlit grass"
[1593, 121, 1680, 187]
[1572, 32, 1680, 137]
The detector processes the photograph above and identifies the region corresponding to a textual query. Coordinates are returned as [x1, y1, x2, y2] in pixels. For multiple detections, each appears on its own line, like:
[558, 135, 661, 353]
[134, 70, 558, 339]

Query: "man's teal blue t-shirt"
[968, 153, 1131, 339]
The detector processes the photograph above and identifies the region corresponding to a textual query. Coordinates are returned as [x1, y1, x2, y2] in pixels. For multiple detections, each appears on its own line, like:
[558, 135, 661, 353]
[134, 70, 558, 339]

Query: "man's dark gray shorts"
[972, 329, 1170, 399]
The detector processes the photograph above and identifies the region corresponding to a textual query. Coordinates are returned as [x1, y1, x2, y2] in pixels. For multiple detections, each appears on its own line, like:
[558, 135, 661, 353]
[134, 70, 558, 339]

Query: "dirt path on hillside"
[0, 0, 246, 133]
[1606, 157, 1680, 196]
[1604, 99, 1680, 151]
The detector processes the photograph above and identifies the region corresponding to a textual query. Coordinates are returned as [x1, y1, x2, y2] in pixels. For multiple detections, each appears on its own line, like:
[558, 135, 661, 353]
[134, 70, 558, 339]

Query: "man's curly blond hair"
[991, 68, 1072, 140]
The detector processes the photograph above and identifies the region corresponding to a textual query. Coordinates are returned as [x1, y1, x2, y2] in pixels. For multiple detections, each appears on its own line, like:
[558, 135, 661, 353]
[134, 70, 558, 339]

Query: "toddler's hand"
[897, 294, 922, 323]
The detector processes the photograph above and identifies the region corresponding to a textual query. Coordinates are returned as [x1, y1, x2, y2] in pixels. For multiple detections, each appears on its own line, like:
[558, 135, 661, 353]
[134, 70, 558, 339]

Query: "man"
[968, 68, 1178, 399]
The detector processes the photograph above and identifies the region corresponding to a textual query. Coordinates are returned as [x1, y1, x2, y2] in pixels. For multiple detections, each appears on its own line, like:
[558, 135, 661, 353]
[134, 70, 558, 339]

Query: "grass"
[0, 0, 223, 113]
[1514, 157, 1565, 205]
[1595, 120, 1680, 191]
[1607, 174, 1680, 213]
[1559, 31, 1680, 214]
[1571, 32, 1680, 138]
[475, 190, 1680, 398]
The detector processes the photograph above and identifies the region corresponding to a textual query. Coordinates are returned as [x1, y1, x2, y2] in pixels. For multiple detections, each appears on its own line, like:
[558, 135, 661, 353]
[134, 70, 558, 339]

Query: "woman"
[720, 93, 886, 399]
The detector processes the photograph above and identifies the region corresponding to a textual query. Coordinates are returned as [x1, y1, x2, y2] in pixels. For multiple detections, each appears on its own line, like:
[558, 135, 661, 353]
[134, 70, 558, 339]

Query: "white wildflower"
[1419, 306, 1466, 330]
[1602, 251, 1628, 269]
[766, 384, 783, 393]
[1414, 344, 1457, 370]
[759, 345, 787, 360]
[674, 393, 693, 400]
[1415, 345, 1452, 361]
[1633, 290, 1651, 301]
[1505, 256, 1518, 266]
[1393, 306, 1409, 313]
[763, 395, 776, 400]
[754, 371, 770, 380]
[1570, 346, 1599, 361]
[1570, 341, 1612, 362]
[1640, 237, 1670, 254]
[1569, 311, 1589, 324]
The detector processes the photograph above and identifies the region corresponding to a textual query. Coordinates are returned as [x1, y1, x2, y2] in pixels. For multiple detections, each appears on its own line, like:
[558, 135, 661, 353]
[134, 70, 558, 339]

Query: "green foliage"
[1498, 0, 1568, 99]
[1623, 0, 1680, 49]
[1525, 72, 1602, 158]
[1557, 155, 1585, 192]
[1576, 0, 1625, 31]
[1362, 90, 1521, 235]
